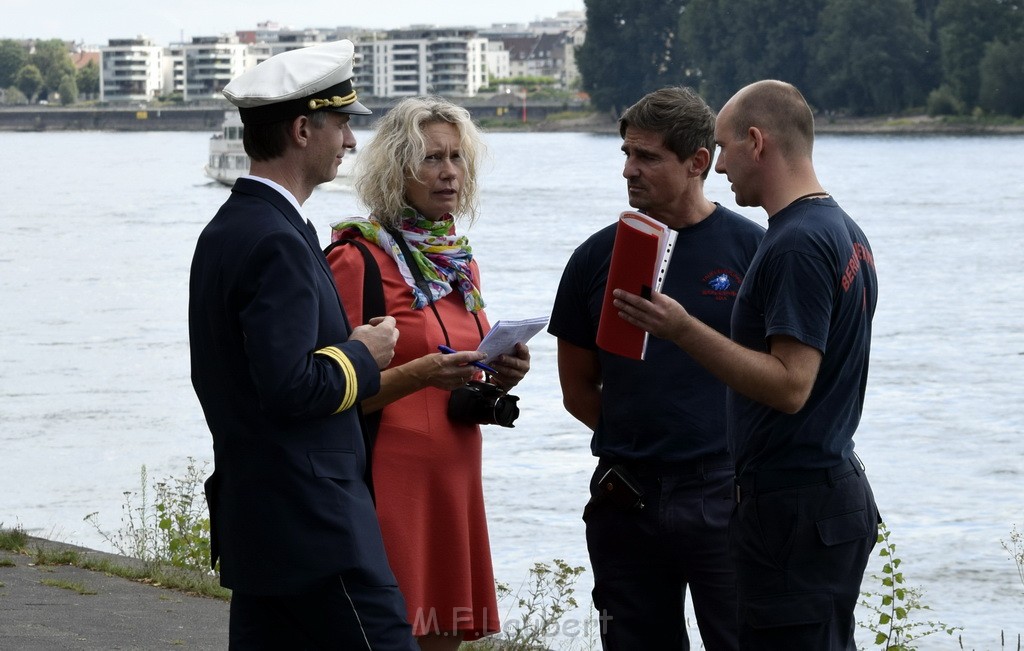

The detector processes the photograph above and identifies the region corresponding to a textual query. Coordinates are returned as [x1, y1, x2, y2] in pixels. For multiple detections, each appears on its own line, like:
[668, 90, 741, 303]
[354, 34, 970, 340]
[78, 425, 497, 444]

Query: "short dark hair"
[243, 111, 329, 161]
[729, 80, 814, 157]
[618, 87, 716, 179]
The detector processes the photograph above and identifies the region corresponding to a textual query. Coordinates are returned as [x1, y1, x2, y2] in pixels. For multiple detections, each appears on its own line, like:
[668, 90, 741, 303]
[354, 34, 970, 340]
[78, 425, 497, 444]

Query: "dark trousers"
[228, 572, 416, 650]
[731, 460, 879, 650]
[584, 457, 739, 651]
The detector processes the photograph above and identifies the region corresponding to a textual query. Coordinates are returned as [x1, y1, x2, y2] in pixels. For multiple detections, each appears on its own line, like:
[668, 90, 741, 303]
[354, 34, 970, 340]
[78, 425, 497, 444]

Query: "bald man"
[613, 80, 880, 650]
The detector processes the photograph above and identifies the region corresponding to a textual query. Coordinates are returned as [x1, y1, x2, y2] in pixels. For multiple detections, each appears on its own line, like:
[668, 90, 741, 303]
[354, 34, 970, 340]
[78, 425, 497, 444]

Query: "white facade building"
[356, 27, 506, 98]
[95, 14, 578, 103]
[480, 11, 586, 90]
[166, 35, 248, 101]
[485, 41, 511, 84]
[99, 38, 165, 102]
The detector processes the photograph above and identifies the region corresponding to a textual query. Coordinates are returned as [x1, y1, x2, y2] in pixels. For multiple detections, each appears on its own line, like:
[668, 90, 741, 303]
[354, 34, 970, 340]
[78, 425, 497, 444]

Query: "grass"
[40, 578, 97, 595]
[33, 545, 229, 600]
[0, 523, 229, 601]
[0, 525, 28, 551]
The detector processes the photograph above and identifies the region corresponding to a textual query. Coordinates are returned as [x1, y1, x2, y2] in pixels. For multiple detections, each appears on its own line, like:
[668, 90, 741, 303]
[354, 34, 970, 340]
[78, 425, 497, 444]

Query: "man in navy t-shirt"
[614, 80, 880, 650]
[549, 87, 764, 650]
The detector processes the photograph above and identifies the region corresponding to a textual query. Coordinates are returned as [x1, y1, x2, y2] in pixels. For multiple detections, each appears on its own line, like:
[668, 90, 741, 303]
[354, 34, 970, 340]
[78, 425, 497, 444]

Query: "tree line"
[0, 39, 99, 105]
[577, 0, 1024, 119]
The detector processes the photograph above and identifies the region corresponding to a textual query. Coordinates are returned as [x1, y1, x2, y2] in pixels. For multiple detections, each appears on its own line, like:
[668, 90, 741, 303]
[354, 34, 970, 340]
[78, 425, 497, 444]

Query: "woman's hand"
[487, 343, 531, 391]
[409, 350, 485, 391]
[362, 349, 484, 414]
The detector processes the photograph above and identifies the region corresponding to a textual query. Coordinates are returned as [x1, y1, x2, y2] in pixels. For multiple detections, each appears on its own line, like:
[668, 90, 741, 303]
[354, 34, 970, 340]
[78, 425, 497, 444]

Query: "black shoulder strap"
[323, 236, 385, 471]
[386, 226, 434, 303]
[324, 237, 386, 322]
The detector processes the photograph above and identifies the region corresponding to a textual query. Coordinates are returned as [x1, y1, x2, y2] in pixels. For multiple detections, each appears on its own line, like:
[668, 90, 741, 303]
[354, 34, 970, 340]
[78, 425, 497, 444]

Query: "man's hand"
[350, 316, 399, 369]
[612, 289, 691, 343]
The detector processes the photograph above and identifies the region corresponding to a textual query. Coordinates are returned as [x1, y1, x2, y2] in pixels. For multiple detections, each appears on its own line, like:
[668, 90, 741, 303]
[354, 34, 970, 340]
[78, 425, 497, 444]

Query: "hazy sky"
[2, 0, 585, 47]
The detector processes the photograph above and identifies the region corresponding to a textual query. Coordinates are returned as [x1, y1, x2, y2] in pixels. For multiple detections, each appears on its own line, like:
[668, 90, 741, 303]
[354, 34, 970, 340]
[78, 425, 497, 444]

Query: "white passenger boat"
[203, 112, 247, 186]
[204, 111, 355, 188]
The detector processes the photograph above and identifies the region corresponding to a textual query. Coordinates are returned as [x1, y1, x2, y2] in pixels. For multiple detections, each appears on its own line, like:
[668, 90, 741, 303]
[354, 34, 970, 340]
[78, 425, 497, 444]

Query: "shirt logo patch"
[702, 269, 744, 301]
[708, 273, 732, 291]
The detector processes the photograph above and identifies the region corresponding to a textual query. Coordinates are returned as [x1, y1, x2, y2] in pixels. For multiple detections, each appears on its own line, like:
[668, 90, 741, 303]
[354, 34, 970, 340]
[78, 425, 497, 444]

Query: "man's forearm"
[670, 315, 817, 414]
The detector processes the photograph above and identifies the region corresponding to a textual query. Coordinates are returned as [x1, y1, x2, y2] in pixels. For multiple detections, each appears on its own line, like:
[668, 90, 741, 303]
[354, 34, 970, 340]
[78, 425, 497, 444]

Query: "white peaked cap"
[223, 39, 371, 124]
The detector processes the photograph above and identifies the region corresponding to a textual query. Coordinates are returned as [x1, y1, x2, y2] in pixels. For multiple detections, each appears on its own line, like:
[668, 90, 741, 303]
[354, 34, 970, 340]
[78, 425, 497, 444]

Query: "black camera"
[447, 380, 520, 428]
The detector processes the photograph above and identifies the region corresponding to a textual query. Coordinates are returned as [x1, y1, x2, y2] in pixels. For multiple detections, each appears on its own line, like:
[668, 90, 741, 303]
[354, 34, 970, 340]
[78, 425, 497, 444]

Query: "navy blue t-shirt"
[729, 197, 877, 473]
[549, 205, 764, 462]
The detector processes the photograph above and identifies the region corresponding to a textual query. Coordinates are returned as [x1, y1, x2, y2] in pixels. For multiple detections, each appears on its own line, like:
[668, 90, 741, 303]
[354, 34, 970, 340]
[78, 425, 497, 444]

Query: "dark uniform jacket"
[189, 178, 393, 595]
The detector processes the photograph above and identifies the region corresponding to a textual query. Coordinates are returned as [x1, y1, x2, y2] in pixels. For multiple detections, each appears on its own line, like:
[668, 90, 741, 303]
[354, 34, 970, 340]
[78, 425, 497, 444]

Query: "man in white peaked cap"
[189, 40, 417, 649]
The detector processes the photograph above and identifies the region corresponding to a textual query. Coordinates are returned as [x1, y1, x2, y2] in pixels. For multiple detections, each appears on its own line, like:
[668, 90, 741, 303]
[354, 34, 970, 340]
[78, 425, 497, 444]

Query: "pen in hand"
[437, 345, 497, 375]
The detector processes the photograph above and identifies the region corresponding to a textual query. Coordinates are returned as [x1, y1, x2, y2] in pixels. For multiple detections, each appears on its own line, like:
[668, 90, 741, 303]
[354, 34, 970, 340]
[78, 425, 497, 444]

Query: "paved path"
[0, 537, 229, 650]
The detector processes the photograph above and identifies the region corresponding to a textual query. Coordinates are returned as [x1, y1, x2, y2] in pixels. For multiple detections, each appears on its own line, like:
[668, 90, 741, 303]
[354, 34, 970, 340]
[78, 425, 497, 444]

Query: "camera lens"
[447, 381, 520, 428]
[491, 394, 520, 428]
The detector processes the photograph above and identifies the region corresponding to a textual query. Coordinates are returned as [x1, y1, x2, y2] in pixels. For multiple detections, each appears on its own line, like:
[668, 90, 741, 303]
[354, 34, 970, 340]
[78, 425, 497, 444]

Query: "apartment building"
[357, 27, 500, 98]
[98, 37, 165, 102]
[165, 35, 248, 101]
[96, 12, 580, 103]
[481, 11, 586, 89]
[239, 24, 335, 66]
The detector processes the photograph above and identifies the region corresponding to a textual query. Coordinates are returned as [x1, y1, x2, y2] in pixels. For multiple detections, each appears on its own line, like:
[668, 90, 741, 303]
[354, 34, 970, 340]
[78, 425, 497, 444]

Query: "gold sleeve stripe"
[315, 346, 358, 414]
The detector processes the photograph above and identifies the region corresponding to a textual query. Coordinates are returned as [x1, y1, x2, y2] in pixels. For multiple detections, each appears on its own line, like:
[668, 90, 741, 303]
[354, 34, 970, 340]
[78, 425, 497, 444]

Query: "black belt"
[600, 452, 733, 479]
[734, 456, 864, 503]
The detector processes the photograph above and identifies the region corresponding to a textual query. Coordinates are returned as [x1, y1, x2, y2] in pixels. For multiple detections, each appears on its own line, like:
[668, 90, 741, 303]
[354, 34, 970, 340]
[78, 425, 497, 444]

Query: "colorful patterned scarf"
[330, 209, 485, 312]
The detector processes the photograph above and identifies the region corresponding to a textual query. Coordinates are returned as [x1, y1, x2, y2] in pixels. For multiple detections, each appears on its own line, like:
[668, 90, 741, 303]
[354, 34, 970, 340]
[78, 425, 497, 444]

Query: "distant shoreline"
[814, 114, 1024, 135]
[486, 112, 1024, 136]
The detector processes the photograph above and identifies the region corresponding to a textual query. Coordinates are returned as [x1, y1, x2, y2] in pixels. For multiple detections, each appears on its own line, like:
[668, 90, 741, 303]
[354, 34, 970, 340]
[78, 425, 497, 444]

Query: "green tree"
[0, 39, 29, 88]
[578, 0, 686, 115]
[76, 59, 100, 98]
[935, 0, 1021, 110]
[30, 38, 75, 99]
[733, 0, 827, 96]
[15, 64, 43, 102]
[978, 38, 1024, 116]
[678, 0, 738, 108]
[679, 0, 827, 110]
[810, 0, 936, 114]
[3, 86, 29, 105]
[925, 84, 964, 116]
[58, 74, 78, 105]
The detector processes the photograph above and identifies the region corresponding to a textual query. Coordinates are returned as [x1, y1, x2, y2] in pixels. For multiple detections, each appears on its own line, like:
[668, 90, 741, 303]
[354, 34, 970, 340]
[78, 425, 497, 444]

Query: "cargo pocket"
[744, 590, 833, 629]
[817, 509, 874, 546]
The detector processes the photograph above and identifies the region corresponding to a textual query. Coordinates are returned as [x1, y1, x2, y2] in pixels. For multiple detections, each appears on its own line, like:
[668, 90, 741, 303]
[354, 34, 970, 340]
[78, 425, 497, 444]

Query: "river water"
[1, 128, 1022, 648]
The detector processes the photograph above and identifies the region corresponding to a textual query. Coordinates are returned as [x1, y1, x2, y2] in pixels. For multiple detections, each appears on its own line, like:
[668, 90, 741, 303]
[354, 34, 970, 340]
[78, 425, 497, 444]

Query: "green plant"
[859, 520, 960, 649]
[926, 85, 965, 117]
[33, 548, 80, 566]
[84, 458, 214, 574]
[1002, 524, 1024, 596]
[0, 525, 28, 552]
[463, 558, 593, 651]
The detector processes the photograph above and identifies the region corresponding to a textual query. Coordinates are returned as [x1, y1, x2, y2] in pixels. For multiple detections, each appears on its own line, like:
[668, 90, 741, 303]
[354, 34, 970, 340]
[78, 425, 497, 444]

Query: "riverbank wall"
[1, 104, 1021, 135]
[0, 101, 584, 132]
